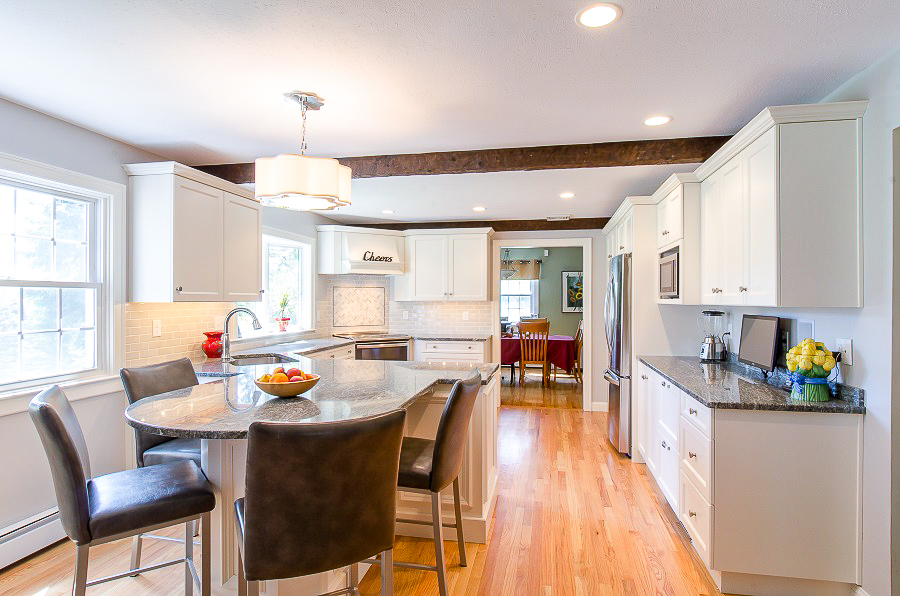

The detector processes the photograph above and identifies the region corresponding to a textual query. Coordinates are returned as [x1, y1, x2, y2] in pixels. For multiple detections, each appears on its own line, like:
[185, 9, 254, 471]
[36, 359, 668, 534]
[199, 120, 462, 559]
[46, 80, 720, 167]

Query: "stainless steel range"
[332, 332, 412, 361]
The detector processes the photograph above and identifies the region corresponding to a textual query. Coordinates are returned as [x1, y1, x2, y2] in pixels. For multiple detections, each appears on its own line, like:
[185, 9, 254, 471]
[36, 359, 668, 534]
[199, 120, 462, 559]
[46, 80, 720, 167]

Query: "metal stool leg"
[381, 549, 393, 595]
[201, 512, 211, 596]
[185, 521, 194, 596]
[73, 544, 89, 596]
[129, 534, 143, 576]
[431, 492, 448, 596]
[452, 479, 467, 567]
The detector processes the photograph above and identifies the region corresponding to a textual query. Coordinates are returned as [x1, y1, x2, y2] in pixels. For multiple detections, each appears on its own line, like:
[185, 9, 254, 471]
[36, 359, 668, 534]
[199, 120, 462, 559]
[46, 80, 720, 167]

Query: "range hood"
[317, 225, 405, 275]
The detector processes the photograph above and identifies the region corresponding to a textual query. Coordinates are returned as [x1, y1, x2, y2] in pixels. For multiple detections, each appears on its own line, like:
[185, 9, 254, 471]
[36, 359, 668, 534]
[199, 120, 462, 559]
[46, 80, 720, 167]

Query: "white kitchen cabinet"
[307, 345, 355, 360]
[606, 208, 634, 258]
[696, 101, 865, 307]
[638, 364, 863, 593]
[606, 228, 616, 260]
[125, 162, 262, 303]
[395, 229, 492, 301]
[413, 339, 491, 364]
[635, 363, 655, 474]
[223, 193, 263, 301]
[656, 185, 684, 248]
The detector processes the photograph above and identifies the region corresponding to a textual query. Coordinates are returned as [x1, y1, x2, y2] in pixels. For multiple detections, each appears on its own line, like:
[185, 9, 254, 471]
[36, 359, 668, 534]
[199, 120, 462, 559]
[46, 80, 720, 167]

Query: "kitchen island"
[126, 357, 500, 596]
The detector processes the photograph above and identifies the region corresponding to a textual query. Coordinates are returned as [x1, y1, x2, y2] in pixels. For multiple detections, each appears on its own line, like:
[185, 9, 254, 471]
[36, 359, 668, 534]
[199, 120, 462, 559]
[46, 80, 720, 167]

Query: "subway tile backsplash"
[126, 276, 494, 367]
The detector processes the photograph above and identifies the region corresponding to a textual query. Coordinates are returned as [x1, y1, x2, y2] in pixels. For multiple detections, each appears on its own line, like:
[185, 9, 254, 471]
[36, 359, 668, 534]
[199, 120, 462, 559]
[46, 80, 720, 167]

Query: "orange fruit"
[273, 367, 286, 375]
[271, 373, 290, 383]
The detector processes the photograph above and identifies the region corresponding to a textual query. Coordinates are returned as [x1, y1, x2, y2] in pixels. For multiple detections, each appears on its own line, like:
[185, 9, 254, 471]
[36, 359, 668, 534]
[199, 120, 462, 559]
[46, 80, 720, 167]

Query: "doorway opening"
[491, 238, 592, 410]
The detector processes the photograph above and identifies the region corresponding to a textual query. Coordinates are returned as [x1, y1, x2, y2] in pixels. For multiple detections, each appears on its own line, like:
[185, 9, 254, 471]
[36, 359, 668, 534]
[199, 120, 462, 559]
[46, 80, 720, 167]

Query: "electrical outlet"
[835, 339, 853, 366]
[463, 311, 469, 321]
[152, 320, 162, 337]
[402, 310, 409, 320]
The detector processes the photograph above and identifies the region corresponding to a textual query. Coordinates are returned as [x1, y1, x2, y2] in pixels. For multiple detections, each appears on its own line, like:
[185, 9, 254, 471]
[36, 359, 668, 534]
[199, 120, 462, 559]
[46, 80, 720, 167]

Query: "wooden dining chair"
[518, 320, 551, 387]
[574, 319, 584, 383]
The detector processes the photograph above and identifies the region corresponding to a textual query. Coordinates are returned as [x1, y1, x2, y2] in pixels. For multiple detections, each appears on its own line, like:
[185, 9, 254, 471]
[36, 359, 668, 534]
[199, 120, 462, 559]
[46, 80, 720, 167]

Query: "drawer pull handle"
[175, 286, 183, 292]
[661, 440, 667, 449]
[688, 451, 697, 459]
[739, 286, 747, 292]
[689, 408, 698, 415]
[688, 510, 697, 518]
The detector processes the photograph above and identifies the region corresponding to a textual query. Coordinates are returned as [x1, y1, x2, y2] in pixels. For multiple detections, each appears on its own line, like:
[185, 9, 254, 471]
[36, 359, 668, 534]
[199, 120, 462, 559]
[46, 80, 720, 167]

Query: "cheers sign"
[363, 251, 393, 262]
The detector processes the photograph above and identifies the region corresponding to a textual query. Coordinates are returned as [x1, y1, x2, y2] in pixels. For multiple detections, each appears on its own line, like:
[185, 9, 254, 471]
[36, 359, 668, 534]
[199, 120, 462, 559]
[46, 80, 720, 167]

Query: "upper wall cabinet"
[696, 101, 867, 307]
[607, 209, 633, 259]
[394, 229, 493, 301]
[125, 162, 262, 302]
[656, 185, 684, 249]
[653, 173, 701, 304]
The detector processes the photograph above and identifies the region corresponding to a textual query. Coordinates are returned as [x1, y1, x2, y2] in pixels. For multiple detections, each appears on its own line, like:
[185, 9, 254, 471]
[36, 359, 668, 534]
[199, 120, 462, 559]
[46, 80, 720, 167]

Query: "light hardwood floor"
[0, 384, 720, 596]
[500, 368, 583, 409]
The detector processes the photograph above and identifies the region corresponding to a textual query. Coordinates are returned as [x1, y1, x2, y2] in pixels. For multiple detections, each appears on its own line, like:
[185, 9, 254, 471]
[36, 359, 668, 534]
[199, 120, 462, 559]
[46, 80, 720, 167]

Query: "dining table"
[124, 351, 501, 595]
[500, 334, 576, 382]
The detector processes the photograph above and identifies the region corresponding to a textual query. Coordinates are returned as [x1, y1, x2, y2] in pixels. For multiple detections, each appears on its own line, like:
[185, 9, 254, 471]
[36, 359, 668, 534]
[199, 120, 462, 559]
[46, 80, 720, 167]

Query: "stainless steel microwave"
[659, 247, 679, 299]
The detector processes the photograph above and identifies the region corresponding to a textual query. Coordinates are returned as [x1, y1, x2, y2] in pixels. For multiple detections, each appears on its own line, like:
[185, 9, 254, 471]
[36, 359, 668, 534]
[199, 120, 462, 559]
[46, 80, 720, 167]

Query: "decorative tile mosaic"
[333, 286, 386, 327]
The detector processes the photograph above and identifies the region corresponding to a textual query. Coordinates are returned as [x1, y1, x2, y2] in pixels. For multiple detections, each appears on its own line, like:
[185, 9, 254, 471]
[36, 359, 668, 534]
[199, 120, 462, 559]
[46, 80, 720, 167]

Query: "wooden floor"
[500, 367, 583, 409]
[0, 381, 721, 596]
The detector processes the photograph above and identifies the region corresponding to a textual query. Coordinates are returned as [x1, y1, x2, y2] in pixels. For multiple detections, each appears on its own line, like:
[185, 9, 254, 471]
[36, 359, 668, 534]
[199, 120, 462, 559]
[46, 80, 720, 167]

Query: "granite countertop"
[413, 336, 492, 342]
[127, 357, 500, 439]
[235, 336, 356, 356]
[638, 356, 865, 414]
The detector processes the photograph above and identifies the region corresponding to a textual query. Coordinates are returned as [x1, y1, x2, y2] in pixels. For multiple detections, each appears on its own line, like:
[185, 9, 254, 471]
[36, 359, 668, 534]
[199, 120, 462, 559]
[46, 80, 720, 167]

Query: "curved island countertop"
[126, 357, 499, 440]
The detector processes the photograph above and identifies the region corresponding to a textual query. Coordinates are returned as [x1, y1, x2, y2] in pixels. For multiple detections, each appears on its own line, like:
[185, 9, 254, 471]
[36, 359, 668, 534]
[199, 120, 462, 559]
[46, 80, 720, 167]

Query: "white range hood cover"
[340, 231, 404, 275]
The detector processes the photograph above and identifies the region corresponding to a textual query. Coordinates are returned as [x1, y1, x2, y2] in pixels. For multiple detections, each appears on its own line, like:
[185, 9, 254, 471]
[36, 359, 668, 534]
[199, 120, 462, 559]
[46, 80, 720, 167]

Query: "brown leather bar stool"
[120, 357, 203, 572]
[235, 410, 406, 596]
[29, 386, 215, 596]
[370, 374, 481, 596]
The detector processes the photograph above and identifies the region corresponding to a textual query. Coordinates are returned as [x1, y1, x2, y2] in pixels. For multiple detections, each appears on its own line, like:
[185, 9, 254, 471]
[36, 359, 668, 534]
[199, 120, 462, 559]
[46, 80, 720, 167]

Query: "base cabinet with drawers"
[413, 340, 491, 364]
[306, 345, 355, 360]
[636, 363, 863, 593]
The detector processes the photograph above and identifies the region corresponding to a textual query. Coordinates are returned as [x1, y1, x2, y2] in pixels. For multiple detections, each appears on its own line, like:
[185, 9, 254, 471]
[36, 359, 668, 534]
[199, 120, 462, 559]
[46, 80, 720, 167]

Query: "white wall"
[0, 97, 169, 565]
[718, 45, 900, 596]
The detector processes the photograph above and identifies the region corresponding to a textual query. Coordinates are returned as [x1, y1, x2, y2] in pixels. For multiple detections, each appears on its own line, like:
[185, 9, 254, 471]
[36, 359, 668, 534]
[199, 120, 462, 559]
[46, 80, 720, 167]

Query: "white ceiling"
[1, 0, 898, 221]
[325, 164, 694, 224]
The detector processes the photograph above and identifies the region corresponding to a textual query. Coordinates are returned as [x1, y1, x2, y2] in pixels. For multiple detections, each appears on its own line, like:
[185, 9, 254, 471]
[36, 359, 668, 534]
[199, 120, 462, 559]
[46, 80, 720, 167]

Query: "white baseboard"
[592, 401, 609, 412]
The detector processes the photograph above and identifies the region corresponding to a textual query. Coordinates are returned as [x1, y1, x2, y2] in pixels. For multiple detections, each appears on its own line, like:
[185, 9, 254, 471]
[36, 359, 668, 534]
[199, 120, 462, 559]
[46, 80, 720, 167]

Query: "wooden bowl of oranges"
[255, 366, 320, 397]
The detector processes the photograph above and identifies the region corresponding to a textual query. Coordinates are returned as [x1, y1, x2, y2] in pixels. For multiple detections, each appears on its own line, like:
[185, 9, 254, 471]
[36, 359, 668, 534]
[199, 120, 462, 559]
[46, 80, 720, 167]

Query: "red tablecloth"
[501, 335, 576, 373]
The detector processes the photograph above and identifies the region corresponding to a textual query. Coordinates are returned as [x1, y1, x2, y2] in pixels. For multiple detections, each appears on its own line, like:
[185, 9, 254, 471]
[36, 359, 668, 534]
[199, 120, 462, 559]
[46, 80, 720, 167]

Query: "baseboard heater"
[0, 508, 64, 570]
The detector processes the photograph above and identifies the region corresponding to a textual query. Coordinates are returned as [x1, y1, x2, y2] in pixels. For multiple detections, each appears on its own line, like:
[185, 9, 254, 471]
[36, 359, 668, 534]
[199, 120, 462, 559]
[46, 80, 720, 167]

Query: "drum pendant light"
[255, 91, 351, 211]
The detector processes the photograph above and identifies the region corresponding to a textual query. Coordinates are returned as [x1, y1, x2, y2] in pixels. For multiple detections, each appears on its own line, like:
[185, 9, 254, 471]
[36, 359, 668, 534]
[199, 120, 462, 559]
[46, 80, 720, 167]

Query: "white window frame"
[0, 152, 125, 398]
[500, 279, 540, 323]
[236, 227, 315, 340]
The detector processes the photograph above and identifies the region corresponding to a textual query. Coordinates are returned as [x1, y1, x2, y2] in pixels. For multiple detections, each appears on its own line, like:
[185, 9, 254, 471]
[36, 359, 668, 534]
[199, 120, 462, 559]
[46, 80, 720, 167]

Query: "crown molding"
[122, 161, 257, 200]
[695, 100, 868, 180]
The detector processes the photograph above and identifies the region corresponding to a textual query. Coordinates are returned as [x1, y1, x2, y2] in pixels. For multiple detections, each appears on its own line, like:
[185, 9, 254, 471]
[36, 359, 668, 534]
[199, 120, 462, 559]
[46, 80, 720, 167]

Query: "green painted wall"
[505, 247, 583, 337]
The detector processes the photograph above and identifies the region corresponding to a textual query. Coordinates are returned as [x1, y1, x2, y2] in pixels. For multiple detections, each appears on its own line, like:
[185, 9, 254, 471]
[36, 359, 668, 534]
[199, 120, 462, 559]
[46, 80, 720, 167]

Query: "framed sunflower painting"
[562, 271, 583, 313]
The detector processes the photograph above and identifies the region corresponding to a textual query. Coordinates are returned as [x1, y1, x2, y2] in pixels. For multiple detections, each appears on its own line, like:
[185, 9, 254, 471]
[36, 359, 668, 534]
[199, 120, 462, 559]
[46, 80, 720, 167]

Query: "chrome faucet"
[222, 307, 261, 361]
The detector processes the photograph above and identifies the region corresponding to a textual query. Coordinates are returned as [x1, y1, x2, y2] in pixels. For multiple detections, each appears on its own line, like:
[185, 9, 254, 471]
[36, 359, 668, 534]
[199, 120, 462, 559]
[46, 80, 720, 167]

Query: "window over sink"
[237, 229, 314, 337]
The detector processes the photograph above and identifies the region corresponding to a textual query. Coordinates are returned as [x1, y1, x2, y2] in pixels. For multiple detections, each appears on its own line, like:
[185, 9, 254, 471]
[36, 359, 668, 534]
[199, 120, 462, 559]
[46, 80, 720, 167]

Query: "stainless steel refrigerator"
[604, 253, 632, 455]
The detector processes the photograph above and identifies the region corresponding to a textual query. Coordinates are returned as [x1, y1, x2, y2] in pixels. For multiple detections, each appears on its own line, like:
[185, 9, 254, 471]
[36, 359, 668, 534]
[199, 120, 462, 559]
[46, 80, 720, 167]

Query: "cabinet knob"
[661, 440, 668, 449]
[641, 374, 648, 380]
[259, 289, 265, 294]
[688, 451, 697, 459]
[688, 510, 697, 518]
[689, 408, 698, 415]
[661, 381, 666, 387]
[739, 286, 748, 292]
[175, 286, 183, 292]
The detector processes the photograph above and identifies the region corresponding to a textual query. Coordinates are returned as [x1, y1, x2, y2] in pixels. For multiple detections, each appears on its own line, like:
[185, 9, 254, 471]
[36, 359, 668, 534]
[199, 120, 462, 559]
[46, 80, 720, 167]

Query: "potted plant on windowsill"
[275, 292, 293, 332]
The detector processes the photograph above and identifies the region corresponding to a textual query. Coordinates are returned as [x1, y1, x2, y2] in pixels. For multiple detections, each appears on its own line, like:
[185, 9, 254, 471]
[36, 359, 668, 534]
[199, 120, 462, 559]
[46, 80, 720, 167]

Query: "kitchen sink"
[225, 354, 298, 366]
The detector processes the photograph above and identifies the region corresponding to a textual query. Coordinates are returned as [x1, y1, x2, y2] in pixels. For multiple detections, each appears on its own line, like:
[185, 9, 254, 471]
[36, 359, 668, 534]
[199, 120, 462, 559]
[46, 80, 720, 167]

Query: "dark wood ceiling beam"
[349, 217, 610, 232]
[194, 136, 730, 183]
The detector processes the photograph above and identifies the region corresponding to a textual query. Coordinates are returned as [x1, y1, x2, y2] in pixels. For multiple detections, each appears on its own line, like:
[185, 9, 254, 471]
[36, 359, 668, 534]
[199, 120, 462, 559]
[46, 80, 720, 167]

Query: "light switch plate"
[152, 320, 162, 337]
[402, 310, 409, 320]
[836, 338, 853, 365]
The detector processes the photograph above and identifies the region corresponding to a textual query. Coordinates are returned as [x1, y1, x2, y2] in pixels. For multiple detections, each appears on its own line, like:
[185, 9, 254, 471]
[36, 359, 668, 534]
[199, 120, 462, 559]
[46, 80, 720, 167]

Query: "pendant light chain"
[300, 100, 308, 156]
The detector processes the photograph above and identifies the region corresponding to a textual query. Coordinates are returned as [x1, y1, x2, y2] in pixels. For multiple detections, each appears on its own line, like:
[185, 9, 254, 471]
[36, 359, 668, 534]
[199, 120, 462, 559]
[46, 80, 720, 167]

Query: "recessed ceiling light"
[644, 115, 672, 126]
[576, 3, 621, 28]
[560, 192, 576, 199]
[382, 209, 394, 214]
[473, 206, 487, 212]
